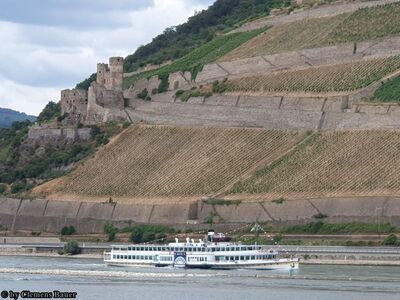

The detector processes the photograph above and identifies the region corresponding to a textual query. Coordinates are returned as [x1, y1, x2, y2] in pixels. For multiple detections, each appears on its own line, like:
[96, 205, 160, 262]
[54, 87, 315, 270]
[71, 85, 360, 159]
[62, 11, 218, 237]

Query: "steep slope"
[34, 125, 306, 201]
[221, 2, 400, 61]
[226, 130, 400, 200]
[225, 56, 400, 94]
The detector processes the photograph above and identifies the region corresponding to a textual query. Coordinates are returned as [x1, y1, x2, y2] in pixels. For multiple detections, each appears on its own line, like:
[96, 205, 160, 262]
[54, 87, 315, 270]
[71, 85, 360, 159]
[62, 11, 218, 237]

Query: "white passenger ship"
[104, 230, 299, 270]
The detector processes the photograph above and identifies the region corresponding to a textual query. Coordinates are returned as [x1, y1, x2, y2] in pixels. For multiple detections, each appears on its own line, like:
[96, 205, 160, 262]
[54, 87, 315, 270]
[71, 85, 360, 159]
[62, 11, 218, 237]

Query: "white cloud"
[0, 0, 214, 115]
[0, 77, 60, 116]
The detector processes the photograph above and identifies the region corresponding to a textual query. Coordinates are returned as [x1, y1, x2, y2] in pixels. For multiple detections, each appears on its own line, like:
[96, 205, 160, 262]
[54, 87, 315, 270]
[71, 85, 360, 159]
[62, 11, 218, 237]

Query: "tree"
[61, 226, 76, 236]
[63, 241, 81, 255]
[37, 102, 61, 123]
[383, 234, 399, 246]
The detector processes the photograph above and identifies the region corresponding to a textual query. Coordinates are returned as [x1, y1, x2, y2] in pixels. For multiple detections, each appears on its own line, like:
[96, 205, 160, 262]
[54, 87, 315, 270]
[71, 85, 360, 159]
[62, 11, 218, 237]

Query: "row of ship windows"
[216, 255, 276, 261]
[113, 246, 262, 252]
[113, 255, 153, 260]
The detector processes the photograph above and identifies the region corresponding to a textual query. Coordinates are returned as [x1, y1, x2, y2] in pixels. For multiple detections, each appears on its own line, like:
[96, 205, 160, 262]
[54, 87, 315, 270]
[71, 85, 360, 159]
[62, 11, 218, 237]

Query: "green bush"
[37, 101, 61, 123]
[382, 234, 399, 246]
[126, 224, 173, 243]
[157, 74, 169, 94]
[10, 182, 33, 194]
[137, 88, 149, 100]
[63, 241, 81, 255]
[313, 213, 328, 219]
[271, 198, 285, 204]
[61, 226, 76, 236]
[104, 222, 119, 242]
[285, 222, 396, 234]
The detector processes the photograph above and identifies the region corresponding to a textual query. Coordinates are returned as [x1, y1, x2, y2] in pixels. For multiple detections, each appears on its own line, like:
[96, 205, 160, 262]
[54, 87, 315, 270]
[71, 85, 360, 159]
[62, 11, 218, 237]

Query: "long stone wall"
[125, 90, 400, 130]
[196, 37, 400, 84]
[28, 125, 91, 143]
[1, 197, 399, 234]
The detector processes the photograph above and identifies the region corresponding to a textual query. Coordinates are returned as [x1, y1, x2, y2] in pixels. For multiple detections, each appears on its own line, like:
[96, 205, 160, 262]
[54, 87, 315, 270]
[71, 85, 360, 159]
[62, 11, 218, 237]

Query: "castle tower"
[97, 63, 108, 86]
[107, 57, 124, 91]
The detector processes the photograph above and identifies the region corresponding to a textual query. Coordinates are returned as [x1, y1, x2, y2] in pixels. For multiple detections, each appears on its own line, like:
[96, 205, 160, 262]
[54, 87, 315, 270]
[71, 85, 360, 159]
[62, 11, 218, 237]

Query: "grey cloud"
[0, 0, 154, 29]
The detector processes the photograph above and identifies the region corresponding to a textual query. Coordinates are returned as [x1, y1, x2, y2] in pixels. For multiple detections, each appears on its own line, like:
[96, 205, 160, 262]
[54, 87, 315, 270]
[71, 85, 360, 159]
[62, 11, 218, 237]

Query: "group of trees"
[123, 0, 290, 73]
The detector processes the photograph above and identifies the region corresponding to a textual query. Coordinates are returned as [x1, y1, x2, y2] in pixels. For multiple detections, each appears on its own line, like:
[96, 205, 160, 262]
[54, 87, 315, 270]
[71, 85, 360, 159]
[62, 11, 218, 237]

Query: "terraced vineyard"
[43, 125, 305, 199]
[123, 28, 265, 89]
[225, 56, 400, 93]
[221, 2, 400, 61]
[229, 130, 400, 199]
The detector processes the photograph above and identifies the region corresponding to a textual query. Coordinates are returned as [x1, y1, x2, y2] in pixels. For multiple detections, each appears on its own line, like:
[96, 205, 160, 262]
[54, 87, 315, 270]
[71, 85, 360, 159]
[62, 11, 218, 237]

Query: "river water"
[0, 256, 399, 300]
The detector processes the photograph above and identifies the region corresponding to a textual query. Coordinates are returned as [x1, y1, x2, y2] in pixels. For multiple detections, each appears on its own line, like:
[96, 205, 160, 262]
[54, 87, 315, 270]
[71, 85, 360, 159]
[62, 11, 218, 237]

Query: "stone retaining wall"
[1, 196, 399, 234]
[126, 91, 400, 130]
[196, 37, 400, 84]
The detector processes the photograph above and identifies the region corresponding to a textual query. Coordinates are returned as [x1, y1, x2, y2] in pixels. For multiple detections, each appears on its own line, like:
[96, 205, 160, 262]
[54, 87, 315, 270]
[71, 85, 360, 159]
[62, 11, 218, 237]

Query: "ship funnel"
[186, 237, 190, 244]
[191, 239, 195, 244]
[208, 229, 215, 242]
[175, 237, 179, 243]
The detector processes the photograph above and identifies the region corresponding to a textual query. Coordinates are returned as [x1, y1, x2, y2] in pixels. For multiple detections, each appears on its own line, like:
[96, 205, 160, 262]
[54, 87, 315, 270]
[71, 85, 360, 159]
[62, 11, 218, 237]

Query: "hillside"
[221, 2, 400, 61]
[5, 0, 400, 231]
[34, 125, 305, 201]
[33, 126, 400, 204]
[225, 56, 400, 94]
[0, 107, 36, 128]
[227, 130, 400, 200]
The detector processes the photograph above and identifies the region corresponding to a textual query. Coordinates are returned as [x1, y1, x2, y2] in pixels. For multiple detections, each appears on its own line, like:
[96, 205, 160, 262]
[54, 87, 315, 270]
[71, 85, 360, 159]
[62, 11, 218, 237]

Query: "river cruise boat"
[104, 230, 299, 270]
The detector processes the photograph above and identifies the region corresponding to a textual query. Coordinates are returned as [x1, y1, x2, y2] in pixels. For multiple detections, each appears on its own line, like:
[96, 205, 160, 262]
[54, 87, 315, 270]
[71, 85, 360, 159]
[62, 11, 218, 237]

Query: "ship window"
[251, 256, 255, 260]
[113, 255, 116, 259]
[128, 247, 132, 251]
[184, 248, 188, 252]
[149, 256, 153, 260]
[240, 256, 244, 260]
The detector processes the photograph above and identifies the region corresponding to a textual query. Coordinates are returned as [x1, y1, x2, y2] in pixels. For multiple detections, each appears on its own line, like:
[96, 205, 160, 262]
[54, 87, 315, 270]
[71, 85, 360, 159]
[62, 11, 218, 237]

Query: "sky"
[0, 0, 214, 116]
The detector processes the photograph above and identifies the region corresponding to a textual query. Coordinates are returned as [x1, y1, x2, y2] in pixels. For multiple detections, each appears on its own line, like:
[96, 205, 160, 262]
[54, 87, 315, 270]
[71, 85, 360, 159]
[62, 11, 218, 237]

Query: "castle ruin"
[60, 57, 128, 125]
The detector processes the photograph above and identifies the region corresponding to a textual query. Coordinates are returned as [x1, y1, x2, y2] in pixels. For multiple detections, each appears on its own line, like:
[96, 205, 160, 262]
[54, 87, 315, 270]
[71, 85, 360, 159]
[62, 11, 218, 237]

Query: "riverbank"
[302, 259, 400, 266]
[1, 246, 400, 267]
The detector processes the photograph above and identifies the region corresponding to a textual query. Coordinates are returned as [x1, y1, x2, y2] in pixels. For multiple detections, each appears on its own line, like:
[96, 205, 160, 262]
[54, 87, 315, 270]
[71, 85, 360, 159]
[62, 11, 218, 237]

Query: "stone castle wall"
[1, 196, 399, 233]
[28, 125, 91, 142]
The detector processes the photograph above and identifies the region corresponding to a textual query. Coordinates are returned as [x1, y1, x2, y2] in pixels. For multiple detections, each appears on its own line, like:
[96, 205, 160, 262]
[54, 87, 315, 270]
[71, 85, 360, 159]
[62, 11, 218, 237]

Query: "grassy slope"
[372, 76, 400, 102]
[225, 56, 400, 93]
[221, 2, 400, 61]
[36, 125, 305, 199]
[123, 28, 266, 89]
[229, 130, 400, 199]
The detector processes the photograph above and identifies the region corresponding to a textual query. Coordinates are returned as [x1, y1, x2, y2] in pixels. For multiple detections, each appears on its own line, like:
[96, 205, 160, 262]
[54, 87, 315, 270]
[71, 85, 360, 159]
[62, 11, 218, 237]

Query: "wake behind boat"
[104, 230, 299, 270]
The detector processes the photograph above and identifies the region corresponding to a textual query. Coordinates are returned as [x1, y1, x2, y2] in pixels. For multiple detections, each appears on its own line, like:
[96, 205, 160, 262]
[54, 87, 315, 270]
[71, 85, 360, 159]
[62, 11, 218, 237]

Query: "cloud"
[0, 0, 153, 29]
[0, 77, 60, 116]
[0, 0, 214, 115]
